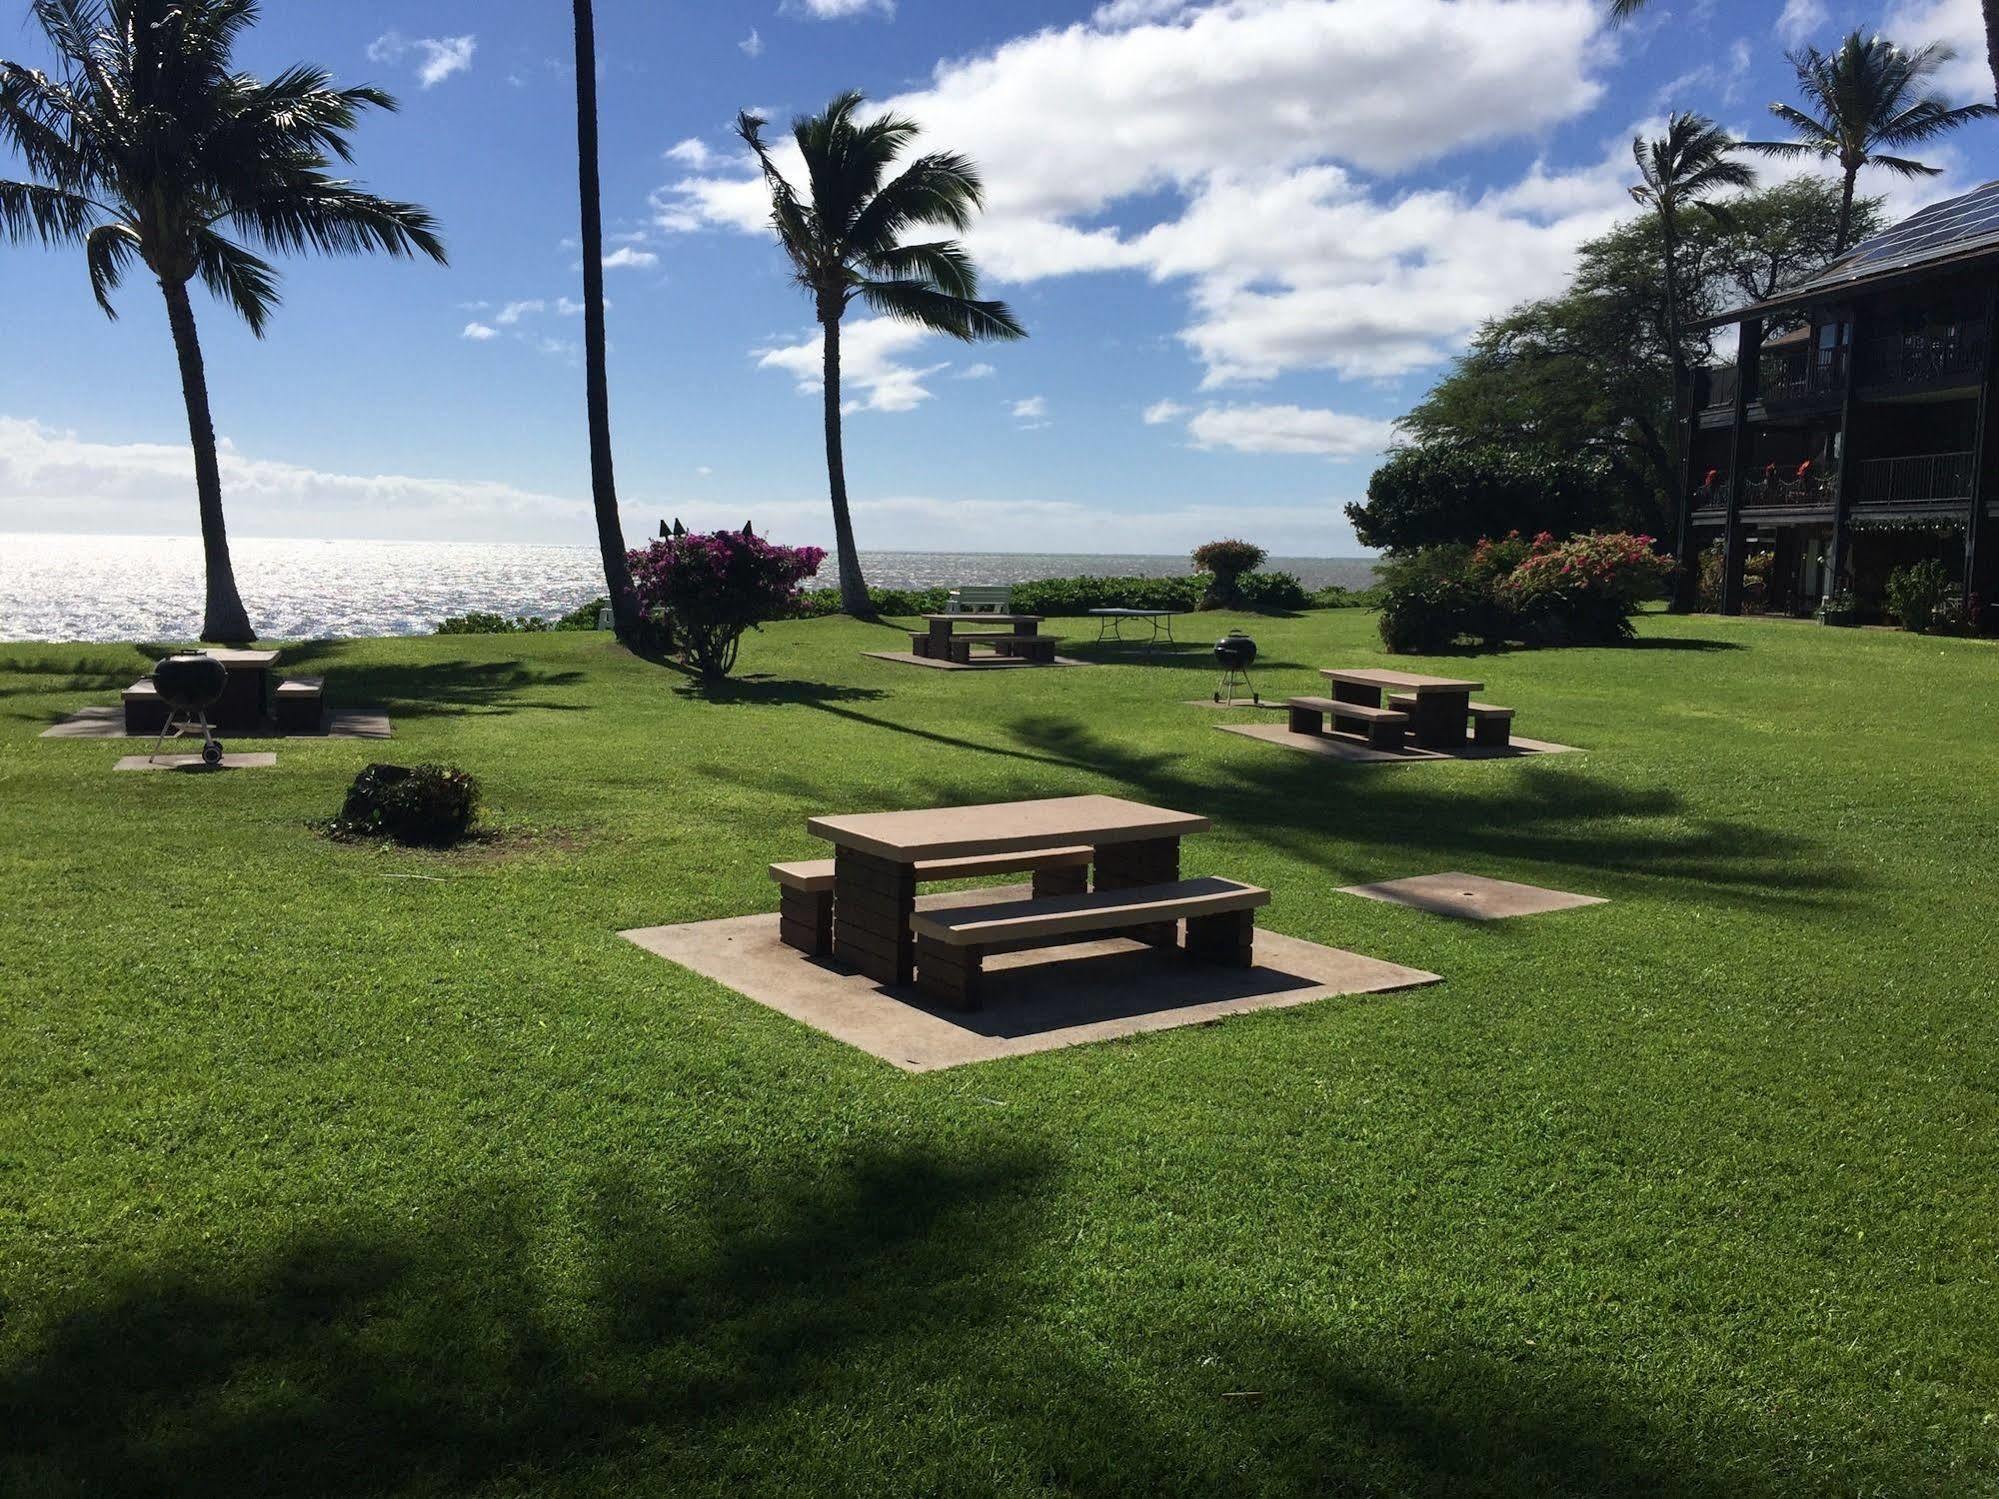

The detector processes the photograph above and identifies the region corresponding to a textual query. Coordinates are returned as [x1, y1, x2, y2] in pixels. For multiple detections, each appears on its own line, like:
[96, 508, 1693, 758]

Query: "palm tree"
[569, 0, 639, 644]
[0, 0, 444, 643]
[1629, 113, 1756, 417]
[1745, 33, 1996, 254]
[737, 92, 1025, 618]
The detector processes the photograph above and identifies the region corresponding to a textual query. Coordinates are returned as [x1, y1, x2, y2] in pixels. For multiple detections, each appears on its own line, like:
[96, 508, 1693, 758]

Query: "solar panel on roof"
[1796, 181, 1999, 294]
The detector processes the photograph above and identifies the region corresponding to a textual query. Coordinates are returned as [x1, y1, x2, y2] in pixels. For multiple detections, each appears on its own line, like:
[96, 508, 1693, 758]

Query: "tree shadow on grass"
[666, 672, 887, 707]
[260, 644, 591, 721]
[0, 1148, 1053, 1498]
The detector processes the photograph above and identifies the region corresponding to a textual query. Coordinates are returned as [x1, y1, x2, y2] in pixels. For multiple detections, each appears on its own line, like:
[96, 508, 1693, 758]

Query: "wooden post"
[1720, 317, 1763, 616]
[1962, 288, 1999, 630]
[1673, 367, 1703, 612]
[1824, 302, 1863, 598]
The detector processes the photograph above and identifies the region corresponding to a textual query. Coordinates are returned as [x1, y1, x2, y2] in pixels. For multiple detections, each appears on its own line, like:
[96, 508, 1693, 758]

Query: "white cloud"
[1143, 399, 1190, 424]
[1183, 402, 1398, 456]
[0, 416, 582, 542]
[956, 362, 997, 380]
[740, 28, 766, 57]
[657, 0, 1620, 385]
[1011, 395, 1051, 427]
[601, 246, 660, 270]
[783, 0, 894, 17]
[754, 318, 947, 412]
[1775, 0, 1827, 46]
[557, 297, 586, 316]
[1885, 0, 1996, 99]
[367, 32, 477, 89]
[496, 299, 546, 326]
[665, 138, 718, 169]
[461, 322, 498, 341]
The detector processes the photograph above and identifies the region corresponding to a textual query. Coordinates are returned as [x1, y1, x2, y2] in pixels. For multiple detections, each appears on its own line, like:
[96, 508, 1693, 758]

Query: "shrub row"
[1377, 532, 1672, 653]
[437, 598, 606, 634]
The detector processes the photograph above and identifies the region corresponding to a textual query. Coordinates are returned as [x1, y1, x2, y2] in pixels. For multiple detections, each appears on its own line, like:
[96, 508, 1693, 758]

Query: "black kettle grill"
[148, 653, 230, 765]
[1212, 631, 1259, 705]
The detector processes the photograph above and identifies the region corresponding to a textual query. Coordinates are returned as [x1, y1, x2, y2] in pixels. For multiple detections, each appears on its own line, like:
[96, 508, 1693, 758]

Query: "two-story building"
[1680, 180, 1998, 624]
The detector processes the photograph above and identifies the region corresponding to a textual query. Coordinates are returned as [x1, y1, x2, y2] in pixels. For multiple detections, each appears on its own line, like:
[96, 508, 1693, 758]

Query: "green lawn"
[2, 609, 1995, 1497]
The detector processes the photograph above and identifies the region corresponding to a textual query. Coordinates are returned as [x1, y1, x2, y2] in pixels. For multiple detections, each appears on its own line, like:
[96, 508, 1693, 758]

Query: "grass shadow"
[267, 644, 590, 720]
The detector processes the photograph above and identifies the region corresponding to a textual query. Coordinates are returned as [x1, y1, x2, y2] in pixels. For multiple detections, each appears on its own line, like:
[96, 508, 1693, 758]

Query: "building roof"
[1705, 179, 1999, 328]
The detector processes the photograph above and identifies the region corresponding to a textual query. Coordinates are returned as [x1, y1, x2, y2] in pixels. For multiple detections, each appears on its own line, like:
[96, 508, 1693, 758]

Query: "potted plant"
[1815, 588, 1857, 627]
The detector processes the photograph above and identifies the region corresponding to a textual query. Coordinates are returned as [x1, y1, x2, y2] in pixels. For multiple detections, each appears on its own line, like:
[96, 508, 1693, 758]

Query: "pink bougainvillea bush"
[1492, 531, 1675, 645]
[628, 527, 826, 678]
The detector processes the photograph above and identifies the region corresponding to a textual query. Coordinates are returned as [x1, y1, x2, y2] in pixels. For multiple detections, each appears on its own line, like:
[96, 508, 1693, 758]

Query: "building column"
[1719, 317, 1763, 616]
[1824, 302, 1863, 597]
[1964, 288, 1999, 630]
[1672, 367, 1702, 612]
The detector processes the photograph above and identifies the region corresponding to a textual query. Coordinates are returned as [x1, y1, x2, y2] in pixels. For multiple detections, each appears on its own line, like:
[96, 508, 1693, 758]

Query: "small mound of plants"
[329, 763, 482, 847]
[1377, 531, 1672, 652]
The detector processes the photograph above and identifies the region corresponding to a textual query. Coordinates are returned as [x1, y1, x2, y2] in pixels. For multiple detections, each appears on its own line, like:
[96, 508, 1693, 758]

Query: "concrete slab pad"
[43, 705, 393, 739]
[113, 753, 278, 772]
[862, 651, 1092, 671]
[1340, 871, 1606, 920]
[621, 884, 1440, 1072]
[1215, 721, 1580, 764]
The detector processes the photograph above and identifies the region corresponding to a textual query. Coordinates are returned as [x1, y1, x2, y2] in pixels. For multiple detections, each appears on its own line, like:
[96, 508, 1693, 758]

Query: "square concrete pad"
[622, 884, 1439, 1072]
[113, 752, 278, 772]
[1215, 721, 1580, 764]
[43, 705, 393, 739]
[861, 650, 1090, 670]
[1339, 871, 1606, 920]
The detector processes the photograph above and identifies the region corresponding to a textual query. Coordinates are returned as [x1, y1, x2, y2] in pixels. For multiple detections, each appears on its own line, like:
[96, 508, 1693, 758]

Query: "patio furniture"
[947, 585, 1013, 614]
[274, 677, 326, 735]
[1089, 608, 1177, 648]
[122, 648, 280, 735]
[911, 876, 1270, 1010]
[910, 613, 1059, 664]
[806, 794, 1216, 987]
[1286, 696, 1408, 750]
[1386, 693, 1515, 748]
[768, 846, 1093, 957]
[1321, 668, 1483, 750]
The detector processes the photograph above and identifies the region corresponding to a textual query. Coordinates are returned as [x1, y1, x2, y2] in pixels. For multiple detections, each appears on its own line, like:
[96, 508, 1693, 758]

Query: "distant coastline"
[0, 534, 1380, 643]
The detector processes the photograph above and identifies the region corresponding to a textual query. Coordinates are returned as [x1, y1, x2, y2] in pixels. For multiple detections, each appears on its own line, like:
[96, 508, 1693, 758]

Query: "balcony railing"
[1690, 478, 1730, 511]
[1854, 451, 1975, 507]
[1739, 471, 1836, 509]
[1759, 346, 1848, 404]
[1856, 323, 1989, 391]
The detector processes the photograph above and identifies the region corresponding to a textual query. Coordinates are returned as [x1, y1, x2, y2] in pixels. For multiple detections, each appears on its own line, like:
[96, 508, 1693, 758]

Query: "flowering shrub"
[628, 526, 826, 678]
[1377, 531, 1672, 652]
[1191, 538, 1269, 608]
[1492, 531, 1673, 644]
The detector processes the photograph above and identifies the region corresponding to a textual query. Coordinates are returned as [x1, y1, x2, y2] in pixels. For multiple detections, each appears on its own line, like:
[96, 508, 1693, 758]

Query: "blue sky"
[1, 0, 1991, 555]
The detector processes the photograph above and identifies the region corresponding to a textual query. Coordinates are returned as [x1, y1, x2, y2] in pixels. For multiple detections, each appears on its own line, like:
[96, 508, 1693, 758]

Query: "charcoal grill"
[1212, 630, 1260, 705]
[148, 653, 229, 765]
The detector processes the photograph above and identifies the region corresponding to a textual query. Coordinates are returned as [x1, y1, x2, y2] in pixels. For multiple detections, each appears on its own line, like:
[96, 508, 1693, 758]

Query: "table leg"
[928, 620, 954, 659]
[1411, 692, 1469, 749]
[832, 848, 916, 986]
[1094, 836, 1179, 947]
[1330, 681, 1380, 736]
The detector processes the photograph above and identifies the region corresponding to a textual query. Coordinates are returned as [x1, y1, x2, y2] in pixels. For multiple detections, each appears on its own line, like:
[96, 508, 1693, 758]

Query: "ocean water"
[0, 534, 1380, 643]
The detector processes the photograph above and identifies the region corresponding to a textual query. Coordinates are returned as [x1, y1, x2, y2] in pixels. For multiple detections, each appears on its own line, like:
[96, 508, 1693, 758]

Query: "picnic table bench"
[802, 794, 1267, 1007]
[910, 613, 1059, 664]
[1320, 668, 1487, 749]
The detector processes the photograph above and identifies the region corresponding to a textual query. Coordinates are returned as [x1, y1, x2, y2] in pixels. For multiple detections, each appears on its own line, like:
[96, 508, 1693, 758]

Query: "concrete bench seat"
[908, 876, 1271, 1010]
[769, 846, 1093, 956]
[122, 678, 169, 736]
[1286, 695, 1409, 750]
[1387, 693, 1515, 747]
[274, 676, 325, 735]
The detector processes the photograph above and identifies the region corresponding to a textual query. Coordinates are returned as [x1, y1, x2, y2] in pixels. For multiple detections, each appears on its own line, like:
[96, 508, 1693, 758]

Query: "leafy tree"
[1746, 32, 1996, 252]
[1629, 113, 1756, 437]
[737, 92, 1024, 617]
[1348, 444, 1616, 553]
[0, 0, 444, 643]
[569, 0, 640, 644]
[1715, 178, 1885, 304]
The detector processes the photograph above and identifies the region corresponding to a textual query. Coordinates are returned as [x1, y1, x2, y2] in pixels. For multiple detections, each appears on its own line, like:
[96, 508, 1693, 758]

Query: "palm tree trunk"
[1835, 170, 1857, 255]
[159, 276, 254, 644]
[571, 0, 640, 644]
[820, 311, 874, 618]
[1984, 0, 1999, 103]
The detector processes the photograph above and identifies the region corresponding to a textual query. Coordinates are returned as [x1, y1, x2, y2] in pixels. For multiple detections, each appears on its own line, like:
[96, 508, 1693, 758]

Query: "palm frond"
[856, 278, 1025, 342]
[193, 225, 280, 333]
[83, 218, 138, 314]
[736, 108, 817, 276]
[860, 239, 978, 298]
[1866, 153, 1945, 178]
[0, 177, 95, 244]
[847, 151, 983, 253]
[227, 177, 445, 263]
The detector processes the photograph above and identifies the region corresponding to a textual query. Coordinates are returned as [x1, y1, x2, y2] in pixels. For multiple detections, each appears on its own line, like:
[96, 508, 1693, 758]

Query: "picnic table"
[1321, 668, 1482, 749]
[806, 794, 1211, 985]
[1088, 608, 1178, 648]
[911, 612, 1056, 664]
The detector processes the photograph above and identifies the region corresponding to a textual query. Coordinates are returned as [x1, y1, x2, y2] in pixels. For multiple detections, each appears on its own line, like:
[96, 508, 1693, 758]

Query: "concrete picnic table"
[806, 794, 1211, 985]
[1321, 667, 1483, 749]
[913, 612, 1047, 660]
[1088, 608, 1178, 648]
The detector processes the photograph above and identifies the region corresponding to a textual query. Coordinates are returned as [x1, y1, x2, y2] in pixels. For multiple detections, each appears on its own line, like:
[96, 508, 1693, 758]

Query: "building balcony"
[1759, 346, 1847, 406]
[1739, 472, 1836, 511]
[1855, 323, 1989, 393]
[1853, 451, 1975, 508]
